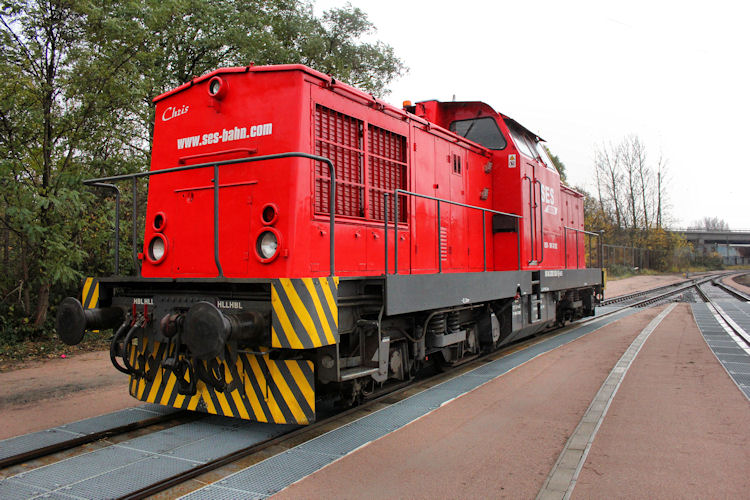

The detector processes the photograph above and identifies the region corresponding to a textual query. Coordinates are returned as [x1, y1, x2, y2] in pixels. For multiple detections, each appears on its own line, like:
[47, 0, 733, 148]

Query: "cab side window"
[449, 117, 507, 150]
[509, 128, 535, 158]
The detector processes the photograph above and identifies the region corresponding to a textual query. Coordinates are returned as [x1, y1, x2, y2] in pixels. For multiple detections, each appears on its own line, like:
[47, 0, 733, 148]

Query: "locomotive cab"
[411, 100, 581, 273]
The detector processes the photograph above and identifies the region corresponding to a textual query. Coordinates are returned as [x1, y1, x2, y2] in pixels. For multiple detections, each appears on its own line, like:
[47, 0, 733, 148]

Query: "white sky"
[314, 0, 750, 229]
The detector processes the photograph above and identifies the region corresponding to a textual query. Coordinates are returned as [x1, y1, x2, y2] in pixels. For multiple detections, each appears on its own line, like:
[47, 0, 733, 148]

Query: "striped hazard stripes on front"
[271, 277, 339, 349]
[82, 277, 99, 309]
[127, 341, 316, 424]
[82, 277, 99, 332]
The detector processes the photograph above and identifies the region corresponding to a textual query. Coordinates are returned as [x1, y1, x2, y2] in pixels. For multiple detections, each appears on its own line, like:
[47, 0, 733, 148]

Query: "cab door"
[449, 147, 467, 271]
[433, 140, 451, 272]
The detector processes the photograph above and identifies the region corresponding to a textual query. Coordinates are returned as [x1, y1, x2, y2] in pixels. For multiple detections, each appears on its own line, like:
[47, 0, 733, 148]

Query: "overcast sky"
[314, 0, 750, 230]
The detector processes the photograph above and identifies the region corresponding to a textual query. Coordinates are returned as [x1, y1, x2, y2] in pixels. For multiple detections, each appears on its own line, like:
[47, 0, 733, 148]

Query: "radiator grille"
[314, 105, 406, 222]
[368, 124, 407, 222]
[315, 105, 364, 218]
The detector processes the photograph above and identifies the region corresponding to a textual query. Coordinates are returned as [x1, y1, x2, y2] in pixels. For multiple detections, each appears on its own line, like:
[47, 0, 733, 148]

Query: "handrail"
[89, 183, 121, 275]
[522, 175, 534, 263]
[534, 179, 544, 264]
[389, 189, 521, 274]
[563, 226, 601, 269]
[84, 152, 337, 277]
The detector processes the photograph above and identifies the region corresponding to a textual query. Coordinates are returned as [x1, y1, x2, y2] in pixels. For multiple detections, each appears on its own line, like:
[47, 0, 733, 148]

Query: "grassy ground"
[0, 334, 110, 372]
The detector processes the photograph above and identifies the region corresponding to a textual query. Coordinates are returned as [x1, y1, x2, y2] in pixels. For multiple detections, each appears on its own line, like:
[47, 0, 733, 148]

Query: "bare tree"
[654, 155, 665, 228]
[620, 136, 641, 235]
[632, 137, 651, 230]
[689, 217, 730, 231]
[594, 143, 623, 229]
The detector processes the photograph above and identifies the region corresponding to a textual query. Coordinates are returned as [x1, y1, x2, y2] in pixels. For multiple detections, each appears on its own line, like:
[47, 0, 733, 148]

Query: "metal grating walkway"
[0, 415, 296, 499]
[181, 308, 639, 499]
[0, 404, 176, 464]
[691, 303, 750, 399]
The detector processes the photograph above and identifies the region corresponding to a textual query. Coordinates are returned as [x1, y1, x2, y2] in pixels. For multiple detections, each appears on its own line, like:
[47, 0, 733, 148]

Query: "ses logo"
[161, 105, 189, 122]
[540, 184, 559, 215]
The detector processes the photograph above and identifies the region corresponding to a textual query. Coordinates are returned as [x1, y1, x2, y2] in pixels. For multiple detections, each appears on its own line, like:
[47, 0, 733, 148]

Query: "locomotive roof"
[426, 100, 545, 143]
[153, 65, 544, 157]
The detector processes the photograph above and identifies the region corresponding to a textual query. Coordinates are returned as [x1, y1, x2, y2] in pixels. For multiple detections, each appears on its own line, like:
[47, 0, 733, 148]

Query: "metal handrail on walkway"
[563, 226, 602, 269]
[84, 152, 337, 277]
[385, 189, 522, 274]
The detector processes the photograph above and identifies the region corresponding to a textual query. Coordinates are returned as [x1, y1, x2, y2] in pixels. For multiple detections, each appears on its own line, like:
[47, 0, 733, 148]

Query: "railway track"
[600, 280, 689, 306]
[696, 281, 750, 349]
[599, 273, 725, 310]
[599, 272, 738, 308]
[1, 272, 744, 499]
[711, 278, 750, 302]
[0, 407, 189, 469]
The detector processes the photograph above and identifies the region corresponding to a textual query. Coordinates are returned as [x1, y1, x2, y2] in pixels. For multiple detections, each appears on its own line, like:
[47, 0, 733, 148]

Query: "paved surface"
[272, 304, 749, 499]
[0, 351, 134, 440]
[575, 304, 750, 498]
[725, 272, 750, 295]
[604, 274, 685, 298]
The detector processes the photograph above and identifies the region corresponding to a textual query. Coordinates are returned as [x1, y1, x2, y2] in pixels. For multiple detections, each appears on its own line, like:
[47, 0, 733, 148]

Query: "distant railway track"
[711, 277, 750, 302]
[600, 281, 689, 307]
[696, 281, 750, 349]
[599, 273, 726, 310]
[2, 272, 742, 499]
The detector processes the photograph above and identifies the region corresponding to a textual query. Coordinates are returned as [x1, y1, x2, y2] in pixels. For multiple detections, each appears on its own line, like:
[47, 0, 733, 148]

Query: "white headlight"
[209, 79, 221, 95]
[149, 236, 166, 262]
[258, 231, 278, 259]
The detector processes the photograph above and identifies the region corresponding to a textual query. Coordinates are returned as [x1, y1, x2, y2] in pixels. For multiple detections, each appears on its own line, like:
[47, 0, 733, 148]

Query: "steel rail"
[118, 377, 420, 500]
[711, 277, 750, 302]
[587, 274, 726, 322]
[0, 411, 189, 470]
[600, 282, 686, 306]
[695, 283, 750, 348]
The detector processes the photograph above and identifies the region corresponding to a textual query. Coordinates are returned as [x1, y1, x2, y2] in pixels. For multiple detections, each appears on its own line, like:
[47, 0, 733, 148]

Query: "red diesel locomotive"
[56, 64, 603, 425]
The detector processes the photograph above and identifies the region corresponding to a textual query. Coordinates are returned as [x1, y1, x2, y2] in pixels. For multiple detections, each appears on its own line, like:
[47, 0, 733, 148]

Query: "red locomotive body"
[143, 65, 585, 279]
[57, 65, 603, 425]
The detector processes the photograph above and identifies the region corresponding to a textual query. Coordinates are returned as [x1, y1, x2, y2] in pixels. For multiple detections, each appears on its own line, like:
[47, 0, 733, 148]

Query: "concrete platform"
[268, 304, 749, 499]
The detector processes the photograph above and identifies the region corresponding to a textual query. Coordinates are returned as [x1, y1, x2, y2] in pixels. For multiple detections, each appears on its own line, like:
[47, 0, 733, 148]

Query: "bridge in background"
[674, 229, 750, 265]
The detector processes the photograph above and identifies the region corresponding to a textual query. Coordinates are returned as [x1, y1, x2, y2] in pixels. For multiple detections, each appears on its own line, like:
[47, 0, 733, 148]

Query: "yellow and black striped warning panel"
[82, 277, 99, 309]
[82, 277, 100, 332]
[271, 277, 339, 349]
[127, 340, 315, 425]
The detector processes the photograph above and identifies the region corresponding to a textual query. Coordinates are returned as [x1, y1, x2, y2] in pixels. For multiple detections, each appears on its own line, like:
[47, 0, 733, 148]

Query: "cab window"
[449, 117, 507, 150]
[509, 127, 535, 158]
[537, 144, 560, 174]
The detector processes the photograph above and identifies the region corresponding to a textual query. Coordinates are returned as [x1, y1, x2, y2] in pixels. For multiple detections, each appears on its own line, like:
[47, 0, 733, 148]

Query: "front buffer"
[58, 277, 339, 425]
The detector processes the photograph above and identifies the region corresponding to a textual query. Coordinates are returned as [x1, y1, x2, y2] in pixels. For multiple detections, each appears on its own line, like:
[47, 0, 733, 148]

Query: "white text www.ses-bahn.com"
[176, 123, 273, 150]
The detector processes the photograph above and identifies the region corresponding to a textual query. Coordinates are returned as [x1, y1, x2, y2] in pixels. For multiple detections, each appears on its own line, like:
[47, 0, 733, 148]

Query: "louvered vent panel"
[368, 125, 407, 222]
[315, 105, 364, 218]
